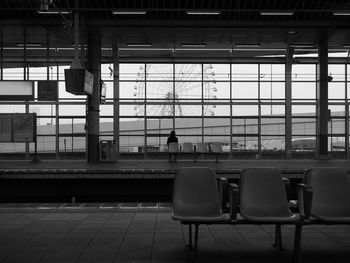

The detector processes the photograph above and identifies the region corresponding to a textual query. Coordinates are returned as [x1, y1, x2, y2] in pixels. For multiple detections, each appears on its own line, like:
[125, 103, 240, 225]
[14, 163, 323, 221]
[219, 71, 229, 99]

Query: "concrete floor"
[0, 206, 349, 263]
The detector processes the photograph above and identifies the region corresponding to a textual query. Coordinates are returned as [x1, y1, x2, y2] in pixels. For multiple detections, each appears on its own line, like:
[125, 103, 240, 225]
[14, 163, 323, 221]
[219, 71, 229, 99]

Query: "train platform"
[1, 159, 349, 202]
[1, 159, 350, 178]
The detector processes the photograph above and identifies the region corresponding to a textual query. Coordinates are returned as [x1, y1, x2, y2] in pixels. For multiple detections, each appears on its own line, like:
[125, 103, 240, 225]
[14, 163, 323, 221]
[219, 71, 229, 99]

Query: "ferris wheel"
[133, 64, 217, 116]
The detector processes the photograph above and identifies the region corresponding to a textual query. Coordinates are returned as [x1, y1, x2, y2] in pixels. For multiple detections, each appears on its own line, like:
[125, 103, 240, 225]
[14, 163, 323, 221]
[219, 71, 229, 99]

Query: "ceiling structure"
[1, 0, 350, 62]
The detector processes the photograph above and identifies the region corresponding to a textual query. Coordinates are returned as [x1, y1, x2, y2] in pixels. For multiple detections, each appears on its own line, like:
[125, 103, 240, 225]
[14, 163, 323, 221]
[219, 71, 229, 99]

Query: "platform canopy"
[0, 0, 350, 61]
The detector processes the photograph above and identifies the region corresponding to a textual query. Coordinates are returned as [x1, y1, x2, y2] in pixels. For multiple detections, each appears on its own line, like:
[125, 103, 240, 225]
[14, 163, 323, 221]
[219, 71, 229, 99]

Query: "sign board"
[38, 81, 58, 101]
[12, 113, 36, 142]
[0, 81, 34, 101]
[100, 80, 106, 103]
[0, 113, 36, 142]
[0, 114, 12, 142]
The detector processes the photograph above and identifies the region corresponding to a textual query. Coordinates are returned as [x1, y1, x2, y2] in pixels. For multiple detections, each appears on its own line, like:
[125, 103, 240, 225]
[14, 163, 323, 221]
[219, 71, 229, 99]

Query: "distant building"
[0, 112, 346, 154]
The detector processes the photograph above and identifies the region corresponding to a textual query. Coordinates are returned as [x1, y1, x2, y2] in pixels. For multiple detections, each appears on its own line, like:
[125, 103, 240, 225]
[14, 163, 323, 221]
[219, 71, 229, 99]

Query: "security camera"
[328, 75, 333, 82]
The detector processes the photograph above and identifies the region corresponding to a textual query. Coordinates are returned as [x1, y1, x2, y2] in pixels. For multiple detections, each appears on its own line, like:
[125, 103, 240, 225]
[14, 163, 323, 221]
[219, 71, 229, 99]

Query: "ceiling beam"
[2, 18, 350, 29]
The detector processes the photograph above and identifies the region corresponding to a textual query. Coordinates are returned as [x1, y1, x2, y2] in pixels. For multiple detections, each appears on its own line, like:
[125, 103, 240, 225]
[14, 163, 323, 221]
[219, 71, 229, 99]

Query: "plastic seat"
[195, 143, 209, 162]
[304, 168, 350, 222]
[197, 143, 209, 153]
[239, 168, 298, 222]
[182, 142, 195, 161]
[211, 142, 222, 162]
[172, 167, 227, 254]
[182, 142, 194, 153]
[226, 168, 303, 262]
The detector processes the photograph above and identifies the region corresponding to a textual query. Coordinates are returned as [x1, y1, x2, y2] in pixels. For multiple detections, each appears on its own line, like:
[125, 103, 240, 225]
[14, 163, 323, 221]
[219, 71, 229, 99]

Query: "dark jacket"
[167, 136, 178, 145]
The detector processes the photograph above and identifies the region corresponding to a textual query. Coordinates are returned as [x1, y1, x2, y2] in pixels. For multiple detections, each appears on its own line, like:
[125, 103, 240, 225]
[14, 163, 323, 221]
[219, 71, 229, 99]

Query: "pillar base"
[286, 151, 292, 159]
[87, 134, 100, 163]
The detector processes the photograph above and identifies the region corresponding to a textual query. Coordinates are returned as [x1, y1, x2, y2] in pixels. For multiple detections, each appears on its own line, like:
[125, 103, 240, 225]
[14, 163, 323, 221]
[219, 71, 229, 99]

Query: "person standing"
[167, 130, 178, 162]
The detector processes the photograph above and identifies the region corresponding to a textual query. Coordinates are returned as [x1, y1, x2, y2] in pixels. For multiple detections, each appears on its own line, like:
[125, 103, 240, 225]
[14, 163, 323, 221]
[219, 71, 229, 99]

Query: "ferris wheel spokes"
[134, 64, 218, 117]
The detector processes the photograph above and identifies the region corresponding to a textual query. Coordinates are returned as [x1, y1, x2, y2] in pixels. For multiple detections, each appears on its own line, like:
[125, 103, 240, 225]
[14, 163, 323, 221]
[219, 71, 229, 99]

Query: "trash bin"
[99, 140, 117, 162]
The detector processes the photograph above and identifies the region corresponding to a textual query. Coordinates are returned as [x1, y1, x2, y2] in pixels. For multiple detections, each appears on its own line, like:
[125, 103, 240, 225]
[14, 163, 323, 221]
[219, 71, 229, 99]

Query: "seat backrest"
[168, 142, 179, 153]
[183, 142, 194, 153]
[172, 167, 222, 217]
[304, 168, 350, 217]
[240, 168, 291, 218]
[197, 143, 209, 153]
[211, 142, 222, 153]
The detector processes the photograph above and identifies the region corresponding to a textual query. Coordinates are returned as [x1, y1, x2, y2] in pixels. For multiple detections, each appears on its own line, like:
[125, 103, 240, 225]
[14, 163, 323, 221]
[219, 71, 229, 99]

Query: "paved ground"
[0, 207, 349, 263]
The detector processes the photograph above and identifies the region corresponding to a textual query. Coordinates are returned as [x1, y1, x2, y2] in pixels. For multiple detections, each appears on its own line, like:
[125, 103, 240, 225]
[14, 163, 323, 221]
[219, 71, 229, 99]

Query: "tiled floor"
[0, 208, 350, 263]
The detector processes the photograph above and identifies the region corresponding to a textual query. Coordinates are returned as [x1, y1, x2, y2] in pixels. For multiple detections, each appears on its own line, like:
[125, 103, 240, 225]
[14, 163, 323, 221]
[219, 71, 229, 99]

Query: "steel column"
[346, 64, 349, 159]
[144, 63, 147, 159]
[112, 44, 120, 157]
[87, 29, 101, 163]
[285, 46, 293, 159]
[229, 61, 233, 159]
[316, 32, 329, 158]
[257, 64, 261, 159]
[56, 63, 59, 159]
[0, 26, 3, 80]
[201, 64, 204, 143]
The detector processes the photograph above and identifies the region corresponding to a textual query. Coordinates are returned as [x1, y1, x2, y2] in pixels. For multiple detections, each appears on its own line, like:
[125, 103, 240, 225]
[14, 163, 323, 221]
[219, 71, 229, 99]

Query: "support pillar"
[86, 29, 101, 163]
[346, 64, 349, 159]
[112, 43, 120, 157]
[285, 46, 293, 159]
[0, 26, 3, 80]
[316, 32, 329, 159]
[257, 65, 261, 159]
[229, 59, 233, 160]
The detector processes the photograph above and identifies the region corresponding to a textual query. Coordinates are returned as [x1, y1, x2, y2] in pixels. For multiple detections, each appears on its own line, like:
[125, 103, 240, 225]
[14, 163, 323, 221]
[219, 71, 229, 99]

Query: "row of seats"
[168, 142, 222, 162]
[171, 167, 350, 262]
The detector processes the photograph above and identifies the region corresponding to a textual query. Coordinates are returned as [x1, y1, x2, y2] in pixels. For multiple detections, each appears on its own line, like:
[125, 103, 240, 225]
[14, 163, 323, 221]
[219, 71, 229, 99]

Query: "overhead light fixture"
[112, 10, 147, 15]
[290, 44, 315, 48]
[120, 48, 173, 51]
[287, 30, 298, 34]
[4, 47, 46, 50]
[233, 48, 285, 52]
[126, 43, 152, 47]
[186, 10, 221, 15]
[235, 44, 261, 48]
[343, 44, 350, 48]
[37, 10, 70, 14]
[72, 44, 87, 48]
[260, 11, 294, 15]
[16, 43, 43, 47]
[180, 43, 207, 47]
[333, 11, 350, 16]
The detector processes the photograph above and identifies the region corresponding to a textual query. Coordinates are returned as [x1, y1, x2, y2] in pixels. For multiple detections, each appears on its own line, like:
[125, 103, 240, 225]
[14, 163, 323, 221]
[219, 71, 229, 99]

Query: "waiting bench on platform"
[172, 167, 304, 262]
[172, 167, 350, 263]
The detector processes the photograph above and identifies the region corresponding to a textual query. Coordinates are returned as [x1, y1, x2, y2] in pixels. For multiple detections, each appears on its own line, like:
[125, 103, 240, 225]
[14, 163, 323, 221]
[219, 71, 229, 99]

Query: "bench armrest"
[297, 183, 313, 220]
[282, 177, 290, 183]
[282, 177, 291, 200]
[218, 177, 229, 212]
[228, 183, 239, 221]
[288, 200, 298, 208]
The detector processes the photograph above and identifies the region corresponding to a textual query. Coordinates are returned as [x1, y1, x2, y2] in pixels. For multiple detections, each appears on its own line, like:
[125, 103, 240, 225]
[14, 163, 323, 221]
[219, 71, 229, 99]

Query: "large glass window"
[2, 54, 350, 159]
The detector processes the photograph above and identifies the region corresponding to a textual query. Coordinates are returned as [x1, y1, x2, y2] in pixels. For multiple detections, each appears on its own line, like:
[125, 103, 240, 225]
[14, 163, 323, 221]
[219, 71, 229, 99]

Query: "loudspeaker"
[64, 69, 94, 95]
